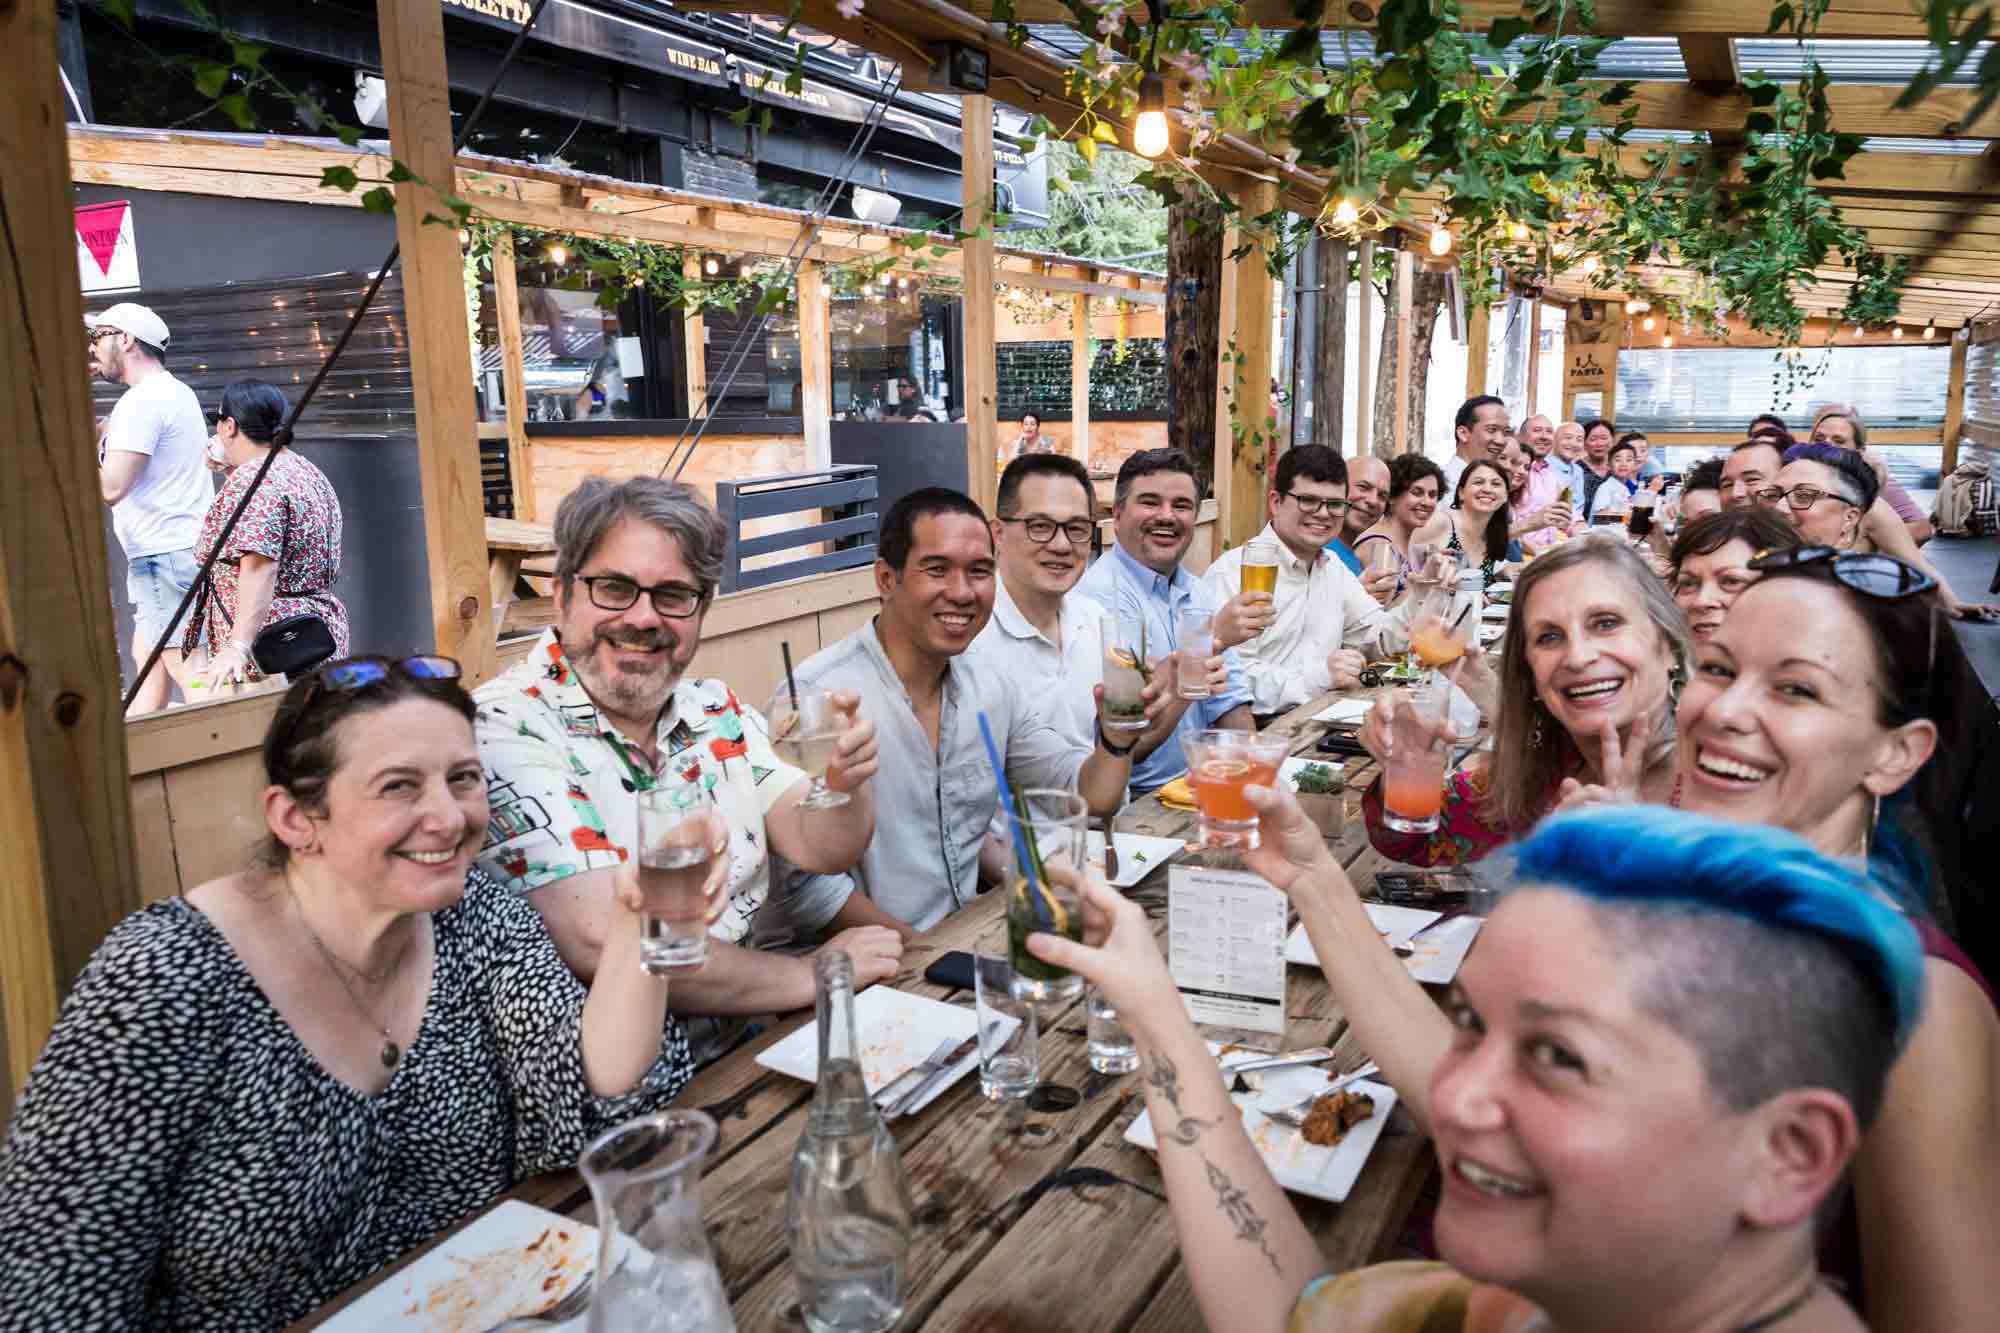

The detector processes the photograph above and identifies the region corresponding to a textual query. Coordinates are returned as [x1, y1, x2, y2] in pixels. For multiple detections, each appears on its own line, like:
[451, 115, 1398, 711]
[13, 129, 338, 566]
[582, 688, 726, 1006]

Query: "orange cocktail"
[1408, 617, 1466, 669]
[1185, 730, 1292, 848]
[1380, 691, 1449, 833]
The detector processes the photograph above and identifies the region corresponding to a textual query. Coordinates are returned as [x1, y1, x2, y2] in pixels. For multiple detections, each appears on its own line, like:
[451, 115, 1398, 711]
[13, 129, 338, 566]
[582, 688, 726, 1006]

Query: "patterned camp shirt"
[472, 631, 807, 947]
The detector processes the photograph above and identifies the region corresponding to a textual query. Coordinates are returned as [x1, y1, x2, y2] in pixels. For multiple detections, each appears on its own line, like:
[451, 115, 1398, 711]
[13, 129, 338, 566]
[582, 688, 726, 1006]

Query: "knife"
[882, 1035, 979, 1119]
[872, 1036, 960, 1112]
[1220, 1046, 1339, 1076]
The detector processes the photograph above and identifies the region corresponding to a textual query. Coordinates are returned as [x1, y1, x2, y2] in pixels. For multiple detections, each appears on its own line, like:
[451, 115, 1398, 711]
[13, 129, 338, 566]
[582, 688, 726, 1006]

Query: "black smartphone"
[1316, 729, 1370, 758]
[923, 950, 977, 991]
[1371, 871, 1469, 906]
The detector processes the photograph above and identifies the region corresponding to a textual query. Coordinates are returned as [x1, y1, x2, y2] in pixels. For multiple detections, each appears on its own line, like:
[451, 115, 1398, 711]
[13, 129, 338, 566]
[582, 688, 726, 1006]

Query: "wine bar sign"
[76, 201, 140, 295]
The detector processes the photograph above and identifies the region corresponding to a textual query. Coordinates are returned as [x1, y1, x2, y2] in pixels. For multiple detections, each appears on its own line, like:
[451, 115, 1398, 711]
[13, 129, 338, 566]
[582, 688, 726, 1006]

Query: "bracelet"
[226, 639, 254, 657]
[1097, 721, 1137, 758]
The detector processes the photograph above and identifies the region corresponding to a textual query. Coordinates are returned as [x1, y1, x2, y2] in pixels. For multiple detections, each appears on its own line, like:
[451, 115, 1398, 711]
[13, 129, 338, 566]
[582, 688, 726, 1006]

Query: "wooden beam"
[1526, 299, 1543, 417]
[1356, 239, 1374, 457]
[1311, 236, 1348, 452]
[681, 254, 709, 417]
[490, 233, 535, 523]
[0, 0, 139, 1112]
[1519, 80, 2000, 140]
[1226, 181, 1280, 546]
[1465, 300, 1490, 398]
[1212, 217, 1241, 534]
[1619, 142, 2000, 198]
[797, 262, 833, 472]
[1942, 328, 1971, 475]
[962, 94, 999, 515]
[1394, 248, 1415, 455]
[1070, 293, 1092, 468]
[379, 0, 497, 684]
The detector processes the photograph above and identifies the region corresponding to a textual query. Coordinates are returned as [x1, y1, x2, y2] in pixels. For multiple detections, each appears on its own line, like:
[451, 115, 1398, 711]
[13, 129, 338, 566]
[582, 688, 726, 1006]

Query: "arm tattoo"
[1143, 1050, 1283, 1276]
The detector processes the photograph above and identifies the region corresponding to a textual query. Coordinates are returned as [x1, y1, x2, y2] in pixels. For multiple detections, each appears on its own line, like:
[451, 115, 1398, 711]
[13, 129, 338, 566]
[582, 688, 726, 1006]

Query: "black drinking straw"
[1448, 599, 1476, 632]
[781, 640, 799, 711]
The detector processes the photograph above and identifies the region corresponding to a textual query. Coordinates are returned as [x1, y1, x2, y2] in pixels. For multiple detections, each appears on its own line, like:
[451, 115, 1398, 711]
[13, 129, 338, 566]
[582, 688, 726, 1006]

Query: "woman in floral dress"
[183, 379, 349, 687]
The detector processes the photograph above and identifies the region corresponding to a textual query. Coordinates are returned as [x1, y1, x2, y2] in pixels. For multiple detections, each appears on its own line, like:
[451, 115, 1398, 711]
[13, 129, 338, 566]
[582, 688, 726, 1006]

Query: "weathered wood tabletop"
[296, 687, 1445, 1332]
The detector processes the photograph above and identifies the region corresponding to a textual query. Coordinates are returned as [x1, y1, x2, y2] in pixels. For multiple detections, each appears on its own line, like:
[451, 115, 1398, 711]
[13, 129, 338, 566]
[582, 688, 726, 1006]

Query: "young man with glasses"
[473, 477, 907, 1062]
[1199, 446, 1411, 720]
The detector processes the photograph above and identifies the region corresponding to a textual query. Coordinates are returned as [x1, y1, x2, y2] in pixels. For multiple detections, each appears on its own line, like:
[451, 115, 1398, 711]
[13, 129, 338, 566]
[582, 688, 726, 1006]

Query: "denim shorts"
[126, 548, 200, 655]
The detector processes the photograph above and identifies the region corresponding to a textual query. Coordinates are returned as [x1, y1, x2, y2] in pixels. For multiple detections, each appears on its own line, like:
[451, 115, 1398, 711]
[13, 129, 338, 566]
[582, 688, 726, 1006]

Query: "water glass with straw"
[978, 713, 1089, 1005]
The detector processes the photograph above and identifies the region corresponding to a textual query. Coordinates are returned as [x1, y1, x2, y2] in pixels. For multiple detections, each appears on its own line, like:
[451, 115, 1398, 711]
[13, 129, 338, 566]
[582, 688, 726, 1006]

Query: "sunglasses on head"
[291, 656, 462, 717]
[1747, 545, 1936, 600]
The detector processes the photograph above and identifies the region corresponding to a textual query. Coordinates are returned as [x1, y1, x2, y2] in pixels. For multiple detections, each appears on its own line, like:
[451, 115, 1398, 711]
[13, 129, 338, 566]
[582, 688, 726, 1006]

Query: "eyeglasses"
[1745, 486, 1786, 506]
[998, 514, 1096, 546]
[1283, 492, 1349, 517]
[86, 329, 116, 346]
[574, 573, 705, 619]
[1777, 484, 1856, 511]
[204, 410, 229, 429]
[1747, 545, 1937, 599]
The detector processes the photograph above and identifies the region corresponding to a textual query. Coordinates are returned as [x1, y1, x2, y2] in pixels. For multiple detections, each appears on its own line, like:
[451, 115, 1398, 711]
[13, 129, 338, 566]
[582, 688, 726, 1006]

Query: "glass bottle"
[787, 951, 915, 1333]
[582, 1110, 735, 1333]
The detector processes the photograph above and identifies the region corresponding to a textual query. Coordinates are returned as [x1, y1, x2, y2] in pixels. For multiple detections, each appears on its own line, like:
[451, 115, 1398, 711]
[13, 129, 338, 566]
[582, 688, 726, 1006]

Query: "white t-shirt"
[101, 372, 213, 559]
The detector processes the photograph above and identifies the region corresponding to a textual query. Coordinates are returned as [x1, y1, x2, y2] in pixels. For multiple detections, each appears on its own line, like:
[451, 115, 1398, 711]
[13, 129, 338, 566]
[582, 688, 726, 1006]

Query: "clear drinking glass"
[1381, 688, 1450, 834]
[787, 952, 914, 1333]
[636, 777, 726, 976]
[974, 921, 1040, 1098]
[582, 1110, 736, 1333]
[1183, 728, 1291, 850]
[766, 687, 849, 810]
[1099, 614, 1154, 734]
[1176, 609, 1215, 700]
[1086, 987, 1138, 1075]
[1240, 537, 1280, 599]
[1002, 788, 1089, 1004]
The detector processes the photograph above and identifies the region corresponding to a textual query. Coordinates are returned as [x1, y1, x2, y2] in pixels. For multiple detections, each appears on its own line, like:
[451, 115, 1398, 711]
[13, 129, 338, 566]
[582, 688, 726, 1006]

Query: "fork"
[872, 1037, 962, 1111]
[1099, 815, 1120, 882]
[1259, 1062, 1380, 1130]
[481, 1273, 595, 1331]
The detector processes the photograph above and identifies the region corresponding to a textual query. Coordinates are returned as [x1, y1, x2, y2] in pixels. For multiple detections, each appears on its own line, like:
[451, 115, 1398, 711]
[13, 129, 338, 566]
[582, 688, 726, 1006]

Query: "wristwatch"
[1097, 721, 1137, 758]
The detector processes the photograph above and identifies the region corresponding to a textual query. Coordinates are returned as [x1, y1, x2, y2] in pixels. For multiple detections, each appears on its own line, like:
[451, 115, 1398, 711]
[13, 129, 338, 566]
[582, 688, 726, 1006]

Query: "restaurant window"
[475, 264, 647, 424]
[827, 287, 960, 420]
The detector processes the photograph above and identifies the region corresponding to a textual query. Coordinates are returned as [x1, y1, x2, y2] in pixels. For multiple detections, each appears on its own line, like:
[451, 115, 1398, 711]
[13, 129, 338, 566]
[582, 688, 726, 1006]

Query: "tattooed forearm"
[1142, 1050, 1283, 1276]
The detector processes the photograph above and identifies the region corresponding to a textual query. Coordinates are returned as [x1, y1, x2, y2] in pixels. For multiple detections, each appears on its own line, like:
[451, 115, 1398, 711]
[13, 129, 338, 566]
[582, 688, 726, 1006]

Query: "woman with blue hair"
[1028, 807, 1920, 1332]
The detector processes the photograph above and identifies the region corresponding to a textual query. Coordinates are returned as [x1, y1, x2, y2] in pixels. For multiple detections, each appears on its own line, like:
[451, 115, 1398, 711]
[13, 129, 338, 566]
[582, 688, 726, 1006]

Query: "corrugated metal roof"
[1601, 129, 1994, 155]
[1023, 26, 1685, 77]
[1735, 38, 1996, 84]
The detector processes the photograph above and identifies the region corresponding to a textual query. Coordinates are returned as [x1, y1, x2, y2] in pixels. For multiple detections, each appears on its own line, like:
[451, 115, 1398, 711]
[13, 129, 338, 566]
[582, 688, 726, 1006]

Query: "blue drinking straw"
[977, 712, 1053, 926]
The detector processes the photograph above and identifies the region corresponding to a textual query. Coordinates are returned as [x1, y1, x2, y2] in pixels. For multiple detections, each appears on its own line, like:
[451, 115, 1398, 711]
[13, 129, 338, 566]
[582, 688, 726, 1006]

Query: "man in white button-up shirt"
[1201, 446, 1412, 719]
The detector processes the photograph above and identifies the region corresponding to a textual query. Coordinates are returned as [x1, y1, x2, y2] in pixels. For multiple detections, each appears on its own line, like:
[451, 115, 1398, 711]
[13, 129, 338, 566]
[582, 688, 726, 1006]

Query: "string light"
[1332, 198, 1361, 229]
[1428, 227, 1453, 257]
[704, 255, 720, 276]
[1662, 333, 1675, 348]
[1923, 322, 1936, 339]
[545, 242, 567, 267]
[1506, 222, 1530, 243]
[1133, 73, 1169, 159]
[1624, 299, 1642, 315]
[1579, 255, 1600, 276]
[1642, 315, 1656, 332]
[1892, 325, 1904, 339]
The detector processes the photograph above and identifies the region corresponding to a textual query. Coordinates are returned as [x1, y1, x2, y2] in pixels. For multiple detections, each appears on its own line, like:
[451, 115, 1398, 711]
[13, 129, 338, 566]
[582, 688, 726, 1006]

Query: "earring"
[1531, 708, 1545, 749]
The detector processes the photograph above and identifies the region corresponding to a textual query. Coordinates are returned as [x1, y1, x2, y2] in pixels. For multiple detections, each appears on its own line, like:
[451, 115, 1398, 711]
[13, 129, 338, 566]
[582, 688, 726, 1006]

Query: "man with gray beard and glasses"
[474, 477, 908, 1062]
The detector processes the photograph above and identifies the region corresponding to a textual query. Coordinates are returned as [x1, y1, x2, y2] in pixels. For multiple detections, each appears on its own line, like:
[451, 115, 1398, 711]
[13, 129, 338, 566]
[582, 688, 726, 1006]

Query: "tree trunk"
[1311, 235, 1348, 452]
[1166, 196, 1225, 489]
[1370, 257, 1449, 459]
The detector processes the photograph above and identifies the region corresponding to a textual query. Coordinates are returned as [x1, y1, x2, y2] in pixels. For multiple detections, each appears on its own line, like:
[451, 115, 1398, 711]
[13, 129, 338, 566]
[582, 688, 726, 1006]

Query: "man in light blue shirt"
[1073, 448, 1255, 793]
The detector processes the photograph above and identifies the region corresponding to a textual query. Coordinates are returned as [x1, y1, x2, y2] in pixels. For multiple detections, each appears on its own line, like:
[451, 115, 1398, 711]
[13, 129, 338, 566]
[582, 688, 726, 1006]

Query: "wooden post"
[1168, 197, 1226, 485]
[1942, 327, 1970, 476]
[1394, 248, 1414, 455]
[1225, 180, 1279, 545]
[1070, 292, 1092, 467]
[797, 261, 832, 471]
[682, 253, 708, 418]
[1525, 298, 1542, 420]
[1356, 238, 1374, 456]
[491, 232, 534, 522]
[961, 95, 998, 514]
[1465, 299, 1490, 399]
[1311, 236, 1347, 452]
[379, 0, 497, 683]
[0, 0, 139, 1111]
[1212, 225, 1240, 540]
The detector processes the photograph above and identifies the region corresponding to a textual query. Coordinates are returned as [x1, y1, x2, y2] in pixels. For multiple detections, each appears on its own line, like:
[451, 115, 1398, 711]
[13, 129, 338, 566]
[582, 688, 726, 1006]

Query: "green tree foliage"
[1007, 141, 1169, 267]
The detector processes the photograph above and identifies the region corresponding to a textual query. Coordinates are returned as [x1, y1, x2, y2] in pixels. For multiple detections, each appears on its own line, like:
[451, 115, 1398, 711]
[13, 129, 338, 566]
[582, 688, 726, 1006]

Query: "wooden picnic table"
[295, 686, 1444, 1332]
[486, 516, 558, 636]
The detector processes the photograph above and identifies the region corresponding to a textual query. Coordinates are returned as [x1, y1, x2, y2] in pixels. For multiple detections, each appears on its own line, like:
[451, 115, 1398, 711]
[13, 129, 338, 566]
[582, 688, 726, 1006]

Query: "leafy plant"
[1293, 761, 1342, 795]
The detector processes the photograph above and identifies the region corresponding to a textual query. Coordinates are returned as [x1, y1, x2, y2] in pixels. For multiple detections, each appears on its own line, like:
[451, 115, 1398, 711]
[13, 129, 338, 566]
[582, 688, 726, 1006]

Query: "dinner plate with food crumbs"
[321, 1199, 592, 1331]
[756, 984, 977, 1111]
[1087, 829, 1187, 888]
[1125, 1045, 1398, 1202]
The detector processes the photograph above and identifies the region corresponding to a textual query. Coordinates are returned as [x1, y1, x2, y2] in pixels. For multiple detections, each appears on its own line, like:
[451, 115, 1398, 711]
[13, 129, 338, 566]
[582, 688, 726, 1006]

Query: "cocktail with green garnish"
[1002, 788, 1090, 1004]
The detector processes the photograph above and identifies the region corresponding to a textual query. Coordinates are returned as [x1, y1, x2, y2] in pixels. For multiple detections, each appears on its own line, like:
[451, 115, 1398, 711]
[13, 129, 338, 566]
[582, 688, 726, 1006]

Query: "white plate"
[1125, 1046, 1398, 1203]
[755, 985, 978, 1113]
[1312, 697, 1375, 725]
[321, 1199, 593, 1331]
[1484, 581, 1514, 599]
[1480, 603, 1511, 621]
[1285, 908, 1483, 986]
[1088, 829, 1187, 888]
[1478, 623, 1506, 644]
[1279, 755, 1344, 793]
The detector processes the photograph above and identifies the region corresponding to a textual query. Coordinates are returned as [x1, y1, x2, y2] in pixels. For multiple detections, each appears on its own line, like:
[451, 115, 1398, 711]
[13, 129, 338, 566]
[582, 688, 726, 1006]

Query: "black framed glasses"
[1748, 545, 1937, 599]
[575, 573, 705, 619]
[1778, 484, 1857, 511]
[998, 514, 1096, 546]
[1283, 492, 1349, 517]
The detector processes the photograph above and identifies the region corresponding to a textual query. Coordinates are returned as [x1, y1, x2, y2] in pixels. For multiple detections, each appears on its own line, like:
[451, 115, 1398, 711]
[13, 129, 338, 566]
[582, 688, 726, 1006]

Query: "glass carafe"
[787, 951, 915, 1333]
[582, 1109, 736, 1333]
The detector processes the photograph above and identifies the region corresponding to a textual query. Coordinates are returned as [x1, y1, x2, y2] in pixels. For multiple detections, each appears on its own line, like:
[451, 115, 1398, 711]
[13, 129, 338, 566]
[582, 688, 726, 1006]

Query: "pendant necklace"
[292, 880, 414, 1070]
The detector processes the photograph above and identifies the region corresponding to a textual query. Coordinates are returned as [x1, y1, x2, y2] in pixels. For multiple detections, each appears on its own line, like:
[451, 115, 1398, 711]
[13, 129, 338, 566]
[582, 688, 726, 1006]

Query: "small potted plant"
[1291, 761, 1345, 837]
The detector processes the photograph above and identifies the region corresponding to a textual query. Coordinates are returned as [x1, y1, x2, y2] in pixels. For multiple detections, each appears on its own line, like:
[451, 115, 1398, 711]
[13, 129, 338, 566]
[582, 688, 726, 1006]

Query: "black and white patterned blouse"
[0, 869, 693, 1330]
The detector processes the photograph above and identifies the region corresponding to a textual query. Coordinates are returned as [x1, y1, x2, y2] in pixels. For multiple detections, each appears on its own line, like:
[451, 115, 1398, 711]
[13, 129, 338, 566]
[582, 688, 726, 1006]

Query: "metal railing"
[715, 464, 879, 594]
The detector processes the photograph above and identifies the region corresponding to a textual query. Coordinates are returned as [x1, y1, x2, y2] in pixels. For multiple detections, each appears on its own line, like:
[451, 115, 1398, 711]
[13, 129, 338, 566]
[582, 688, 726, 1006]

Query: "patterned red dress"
[181, 449, 349, 676]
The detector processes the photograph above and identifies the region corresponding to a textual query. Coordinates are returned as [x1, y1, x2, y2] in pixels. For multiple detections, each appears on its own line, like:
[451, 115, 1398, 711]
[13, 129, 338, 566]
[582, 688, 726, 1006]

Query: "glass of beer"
[1177, 609, 1216, 701]
[636, 775, 728, 975]
[765, 687, 849, 810]
[1241, 537, 1280, 598]
[1380, 688, 1450, 835]
[1184, 729, 1291, 849]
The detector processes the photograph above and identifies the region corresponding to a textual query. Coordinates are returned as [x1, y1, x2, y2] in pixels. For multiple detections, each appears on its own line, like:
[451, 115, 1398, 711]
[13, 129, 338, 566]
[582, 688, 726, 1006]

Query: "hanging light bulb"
[1623, 299, 1642, 315]
[457, 228, 472, 249]
[1428, 226, 1453, 258]
[545, 242, 568, 267]
[1923, 322, 1936, 339]
[1579, 254, 1600, 276]
[1662, 333, 1675, 348]
[1332, 197, 1361, 229]
[897, 277, 909, 290]
[880, 271, 894, 287]
[704, 255, 720, 276]
[1892, 325, 1904, 339]
[1507, 221, 1530, 243]
[1132, 73, 1170, 160]
[1642, 315, 1656, 332]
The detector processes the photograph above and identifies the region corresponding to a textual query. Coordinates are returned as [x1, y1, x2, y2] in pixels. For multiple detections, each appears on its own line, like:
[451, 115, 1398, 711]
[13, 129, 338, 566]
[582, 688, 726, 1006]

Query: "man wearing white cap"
[88, 303, 213, 714]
